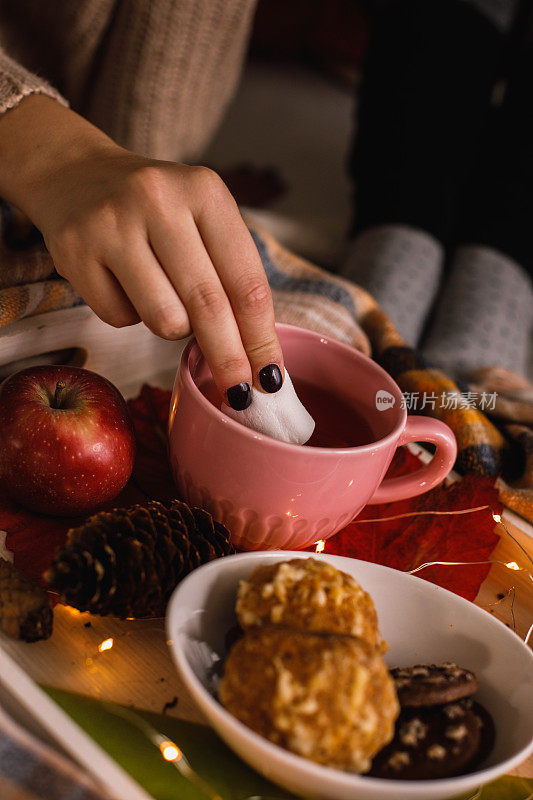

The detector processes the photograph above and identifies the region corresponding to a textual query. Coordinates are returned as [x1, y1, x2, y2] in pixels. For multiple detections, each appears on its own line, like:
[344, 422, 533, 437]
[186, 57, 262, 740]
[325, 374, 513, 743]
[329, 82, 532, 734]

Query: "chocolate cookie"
[391, 663, 478, 707]
[469, 701, 496, 771]
[368, 699, 494, 780]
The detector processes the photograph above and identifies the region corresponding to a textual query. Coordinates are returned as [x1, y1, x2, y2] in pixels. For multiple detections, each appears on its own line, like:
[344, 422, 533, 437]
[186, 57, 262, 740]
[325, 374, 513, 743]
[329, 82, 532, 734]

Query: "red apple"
[0, 365, 136, 515]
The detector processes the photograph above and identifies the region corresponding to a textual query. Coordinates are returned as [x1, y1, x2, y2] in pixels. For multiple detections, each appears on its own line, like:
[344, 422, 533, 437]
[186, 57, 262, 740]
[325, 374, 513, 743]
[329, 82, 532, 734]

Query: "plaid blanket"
[252, 227, 533, 521]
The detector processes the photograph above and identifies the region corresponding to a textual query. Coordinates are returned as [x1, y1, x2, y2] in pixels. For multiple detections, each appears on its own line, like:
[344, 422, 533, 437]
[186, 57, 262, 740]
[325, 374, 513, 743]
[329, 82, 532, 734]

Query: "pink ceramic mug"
[168, 323, 457, 550]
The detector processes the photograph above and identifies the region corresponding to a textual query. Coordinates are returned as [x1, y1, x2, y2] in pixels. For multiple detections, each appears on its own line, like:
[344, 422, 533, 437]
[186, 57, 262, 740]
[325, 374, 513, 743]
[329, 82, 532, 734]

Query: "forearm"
[0, 94, 117, 226]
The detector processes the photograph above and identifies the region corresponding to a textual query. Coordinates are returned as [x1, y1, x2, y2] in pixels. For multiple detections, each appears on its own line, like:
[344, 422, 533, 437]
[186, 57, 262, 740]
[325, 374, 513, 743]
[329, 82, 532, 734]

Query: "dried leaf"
[126, 385, 176, 502]
[315, 448, 502, 600]
[0, 489, 78, 590]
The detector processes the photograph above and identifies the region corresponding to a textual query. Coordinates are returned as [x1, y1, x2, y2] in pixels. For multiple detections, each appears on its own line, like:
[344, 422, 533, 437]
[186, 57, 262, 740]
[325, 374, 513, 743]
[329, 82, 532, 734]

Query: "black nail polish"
[259, 364, 283, 393]
[227, 382, 251, 411]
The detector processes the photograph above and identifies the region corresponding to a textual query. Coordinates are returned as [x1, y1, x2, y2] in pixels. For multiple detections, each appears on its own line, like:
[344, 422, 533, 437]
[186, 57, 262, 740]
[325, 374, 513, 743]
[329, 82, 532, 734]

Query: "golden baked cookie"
[236, 558, 384, 650]
[219, 626, 399, 773]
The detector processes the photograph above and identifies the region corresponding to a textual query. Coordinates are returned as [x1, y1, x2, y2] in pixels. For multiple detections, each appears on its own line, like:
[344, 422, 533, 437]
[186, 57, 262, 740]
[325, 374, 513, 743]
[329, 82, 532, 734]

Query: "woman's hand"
[0, 95, 283, 408]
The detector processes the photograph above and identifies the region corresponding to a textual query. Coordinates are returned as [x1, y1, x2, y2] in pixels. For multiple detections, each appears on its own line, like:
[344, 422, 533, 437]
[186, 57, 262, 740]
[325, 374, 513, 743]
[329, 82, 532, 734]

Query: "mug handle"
[368, 417, 457, 504]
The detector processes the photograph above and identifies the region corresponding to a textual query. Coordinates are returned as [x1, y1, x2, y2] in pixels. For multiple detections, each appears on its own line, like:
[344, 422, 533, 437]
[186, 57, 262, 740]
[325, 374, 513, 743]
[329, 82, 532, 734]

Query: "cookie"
[219, 626, 399, 773]
[469, 701, 496, 770]
[236, 558, 385, 650]
[368, 699, 494, 780]
[391, 663, 478, 707]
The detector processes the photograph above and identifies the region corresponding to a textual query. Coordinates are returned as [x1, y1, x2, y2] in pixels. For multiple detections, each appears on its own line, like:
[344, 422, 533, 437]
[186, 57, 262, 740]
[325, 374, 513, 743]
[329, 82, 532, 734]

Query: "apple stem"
[52, 380, 66, 409]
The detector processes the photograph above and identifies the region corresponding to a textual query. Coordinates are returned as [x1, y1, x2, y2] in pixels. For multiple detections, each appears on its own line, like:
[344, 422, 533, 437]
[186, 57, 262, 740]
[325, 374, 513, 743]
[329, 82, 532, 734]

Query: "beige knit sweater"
[0, 0, 257, 162]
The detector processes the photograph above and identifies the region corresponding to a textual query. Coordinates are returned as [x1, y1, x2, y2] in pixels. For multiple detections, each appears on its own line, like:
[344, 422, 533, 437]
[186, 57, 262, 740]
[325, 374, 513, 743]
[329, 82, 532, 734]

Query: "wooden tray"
[0, 304, 186, 399]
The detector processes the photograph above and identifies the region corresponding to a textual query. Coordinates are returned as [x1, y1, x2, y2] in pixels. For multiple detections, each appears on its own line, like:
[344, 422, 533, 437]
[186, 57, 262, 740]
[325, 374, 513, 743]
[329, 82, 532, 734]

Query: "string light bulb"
[98, 637, 114, 653]
[160, 741, 181, 761]
[315, 540, 325, 553]
[324, 504, 532, 642]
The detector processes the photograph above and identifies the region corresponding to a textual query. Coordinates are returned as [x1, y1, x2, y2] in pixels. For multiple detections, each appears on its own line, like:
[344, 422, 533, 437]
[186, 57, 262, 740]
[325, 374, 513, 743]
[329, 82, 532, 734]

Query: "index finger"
[194, 187, 284, 393]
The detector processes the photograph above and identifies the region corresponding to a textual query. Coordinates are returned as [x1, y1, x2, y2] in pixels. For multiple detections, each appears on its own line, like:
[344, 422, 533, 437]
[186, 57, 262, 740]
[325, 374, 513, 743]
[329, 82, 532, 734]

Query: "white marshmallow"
[221, 370, 315, 445]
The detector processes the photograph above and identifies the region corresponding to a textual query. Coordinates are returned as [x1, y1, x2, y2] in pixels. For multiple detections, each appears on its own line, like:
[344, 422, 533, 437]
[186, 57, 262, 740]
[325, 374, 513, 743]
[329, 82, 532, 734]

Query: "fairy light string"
[350, 505, 493, 524]
[351, 504, 533, 571]
[99, 702, 223, 800]
[314, 504, 533, 643]
[491, 511, 533, 569]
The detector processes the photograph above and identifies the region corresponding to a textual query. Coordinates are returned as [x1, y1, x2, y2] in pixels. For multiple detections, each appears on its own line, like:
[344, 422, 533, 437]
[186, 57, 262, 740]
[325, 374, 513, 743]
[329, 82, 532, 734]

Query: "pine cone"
[0, 559, 53, 642]
[45, 500, 235, 618]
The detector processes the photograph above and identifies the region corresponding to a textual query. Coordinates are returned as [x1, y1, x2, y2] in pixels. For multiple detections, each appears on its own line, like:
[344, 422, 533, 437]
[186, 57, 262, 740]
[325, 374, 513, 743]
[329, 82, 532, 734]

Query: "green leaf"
[42, 686, 296, 800]
[42, 687, 532, 800]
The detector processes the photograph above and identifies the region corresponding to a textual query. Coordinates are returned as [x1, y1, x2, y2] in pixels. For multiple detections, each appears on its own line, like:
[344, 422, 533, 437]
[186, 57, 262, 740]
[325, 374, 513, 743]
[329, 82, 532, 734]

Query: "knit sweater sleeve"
[0, 45, 67, 114]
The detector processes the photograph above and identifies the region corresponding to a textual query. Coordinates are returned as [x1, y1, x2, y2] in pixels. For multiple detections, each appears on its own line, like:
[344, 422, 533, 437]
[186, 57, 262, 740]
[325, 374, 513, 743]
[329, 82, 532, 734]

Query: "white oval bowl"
[166, 551, 533, 800]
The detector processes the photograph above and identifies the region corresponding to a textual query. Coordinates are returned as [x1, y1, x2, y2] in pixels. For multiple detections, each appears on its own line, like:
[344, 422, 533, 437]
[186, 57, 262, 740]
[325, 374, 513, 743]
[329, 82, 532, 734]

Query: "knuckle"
[234, 280, 272, 316]
[212, 353, 249, 377]
[185, 281, 226, 320]
[191, 165, 220, 186]
[190, 166, 229, 204]
[247, 336, 280, 361]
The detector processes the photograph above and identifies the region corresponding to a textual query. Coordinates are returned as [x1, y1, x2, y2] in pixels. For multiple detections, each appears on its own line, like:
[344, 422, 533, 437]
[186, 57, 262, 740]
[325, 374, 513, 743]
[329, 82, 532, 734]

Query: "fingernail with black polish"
[259, 364, 283, 393]
[227, 382, 251, 411]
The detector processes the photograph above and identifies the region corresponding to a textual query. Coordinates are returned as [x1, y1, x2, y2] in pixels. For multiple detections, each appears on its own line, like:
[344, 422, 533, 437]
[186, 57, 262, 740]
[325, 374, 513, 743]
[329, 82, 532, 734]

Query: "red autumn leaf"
[310, 448, 502, 601]
[0, 489, 80, 590]
[125, 385, 176, 502]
